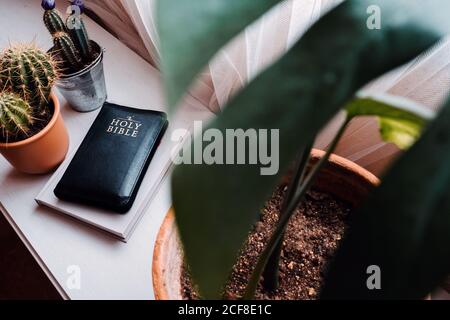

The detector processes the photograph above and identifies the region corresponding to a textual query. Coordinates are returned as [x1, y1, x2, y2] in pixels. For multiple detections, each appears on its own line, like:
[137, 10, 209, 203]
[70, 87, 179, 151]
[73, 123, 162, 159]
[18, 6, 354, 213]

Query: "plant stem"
[243, 118, 350, 300]
[262, 142, 313, 291]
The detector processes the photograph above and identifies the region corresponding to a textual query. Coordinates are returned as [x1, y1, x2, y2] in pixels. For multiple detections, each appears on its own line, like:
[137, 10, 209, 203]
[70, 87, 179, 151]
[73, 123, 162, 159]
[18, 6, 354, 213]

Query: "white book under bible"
[35, 119, 187, 242]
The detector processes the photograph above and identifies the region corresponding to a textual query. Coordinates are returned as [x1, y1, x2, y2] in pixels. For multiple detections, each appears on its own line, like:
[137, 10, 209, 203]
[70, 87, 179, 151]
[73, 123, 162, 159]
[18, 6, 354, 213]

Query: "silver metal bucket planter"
[56, 41, 107, 113]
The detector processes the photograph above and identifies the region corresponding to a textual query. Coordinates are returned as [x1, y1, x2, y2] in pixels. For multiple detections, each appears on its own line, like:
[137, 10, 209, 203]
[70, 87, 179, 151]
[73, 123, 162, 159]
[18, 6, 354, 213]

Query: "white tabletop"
[0, 0, 210, 300]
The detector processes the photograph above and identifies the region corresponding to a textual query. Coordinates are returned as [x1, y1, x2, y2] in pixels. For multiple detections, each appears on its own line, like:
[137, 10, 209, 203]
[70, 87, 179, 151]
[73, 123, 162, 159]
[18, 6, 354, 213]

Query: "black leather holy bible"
[54, 103, 168, 213]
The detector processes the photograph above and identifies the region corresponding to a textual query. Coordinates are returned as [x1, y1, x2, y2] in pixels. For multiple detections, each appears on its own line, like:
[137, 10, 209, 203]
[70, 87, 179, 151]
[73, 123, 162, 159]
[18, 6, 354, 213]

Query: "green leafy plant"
[0, 44, 59, 142]
[42, 0, 94, 73]
[158, 0, 450, 299]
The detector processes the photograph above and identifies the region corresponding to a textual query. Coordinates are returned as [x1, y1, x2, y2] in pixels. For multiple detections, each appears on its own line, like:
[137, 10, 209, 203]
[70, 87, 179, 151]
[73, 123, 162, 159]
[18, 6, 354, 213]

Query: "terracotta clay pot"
[0, 93, 69, 174]
[152, 149, 380, 300]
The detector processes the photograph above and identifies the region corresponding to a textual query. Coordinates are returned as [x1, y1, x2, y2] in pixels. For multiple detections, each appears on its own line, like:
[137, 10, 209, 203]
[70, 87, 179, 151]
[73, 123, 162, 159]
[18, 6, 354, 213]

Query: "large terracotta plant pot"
[0, 93, 69, 174]
[152, 149, 380, 300]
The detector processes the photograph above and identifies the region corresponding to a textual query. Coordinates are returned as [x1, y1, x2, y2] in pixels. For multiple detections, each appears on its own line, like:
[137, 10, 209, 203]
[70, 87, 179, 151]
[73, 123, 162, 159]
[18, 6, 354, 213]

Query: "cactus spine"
[43, 9, 67, 35]
[0, 92, 34, 140]
[53, 32, 82, 72]
[0, 44, 59, 114]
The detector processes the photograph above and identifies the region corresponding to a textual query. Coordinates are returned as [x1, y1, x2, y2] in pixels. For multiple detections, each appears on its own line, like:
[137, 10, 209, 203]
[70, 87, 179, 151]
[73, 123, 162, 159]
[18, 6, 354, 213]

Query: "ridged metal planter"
[55, 41, 107, 113]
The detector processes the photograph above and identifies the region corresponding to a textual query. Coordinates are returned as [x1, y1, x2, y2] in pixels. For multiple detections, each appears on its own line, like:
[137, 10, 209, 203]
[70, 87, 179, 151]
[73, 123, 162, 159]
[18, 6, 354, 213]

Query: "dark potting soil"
[181, 185, 351, 300]
[56, 49, 100, 75]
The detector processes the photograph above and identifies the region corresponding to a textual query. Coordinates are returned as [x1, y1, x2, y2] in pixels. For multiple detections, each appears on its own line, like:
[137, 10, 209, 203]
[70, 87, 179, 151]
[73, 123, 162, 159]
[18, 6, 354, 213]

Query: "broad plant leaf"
[379, 118, 423, 150]
[157, 0, 283, 108]
[346, 92, 435, 149]
[321, 96, 450, 299]
[170, 0, 450, 299]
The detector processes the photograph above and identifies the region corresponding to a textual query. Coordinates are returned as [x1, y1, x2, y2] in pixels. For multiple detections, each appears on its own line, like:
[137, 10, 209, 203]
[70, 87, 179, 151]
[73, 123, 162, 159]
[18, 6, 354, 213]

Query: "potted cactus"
[42, 0, 107, 112]
[0, 44, 69, 174]
[153, 0, 450, 300]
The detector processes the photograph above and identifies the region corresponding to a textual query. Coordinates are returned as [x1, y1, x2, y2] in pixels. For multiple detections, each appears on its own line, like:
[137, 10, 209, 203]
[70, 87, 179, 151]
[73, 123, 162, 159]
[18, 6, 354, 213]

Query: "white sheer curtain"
[209, 0, 342, 112]
[85, 0, 450, 177]
[85, 0, 341, 112]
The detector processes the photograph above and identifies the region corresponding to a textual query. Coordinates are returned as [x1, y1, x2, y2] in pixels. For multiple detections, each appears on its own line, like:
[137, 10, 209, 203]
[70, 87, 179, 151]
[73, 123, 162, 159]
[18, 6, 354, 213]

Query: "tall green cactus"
[43, 8, 67, 35]
[0, 92, 34, 140]
[41, 0, 94, 72]
[0, 44, 59, 115]
[66, 14, 92, 61]
[53, 32, 82, 72]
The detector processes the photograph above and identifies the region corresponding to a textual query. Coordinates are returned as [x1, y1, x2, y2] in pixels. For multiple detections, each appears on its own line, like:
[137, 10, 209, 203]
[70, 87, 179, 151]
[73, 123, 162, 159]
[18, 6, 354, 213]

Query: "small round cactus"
[53, 32, 83, 71]
[0, 44, 59, 114]
[0, 92, 34, 141]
